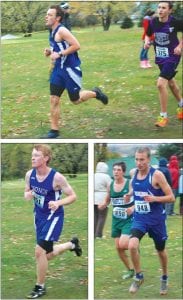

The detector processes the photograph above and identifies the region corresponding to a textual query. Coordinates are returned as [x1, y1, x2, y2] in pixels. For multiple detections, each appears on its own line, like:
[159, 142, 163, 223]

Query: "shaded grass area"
[2, 26, 182, 139]
[94, 200, 182, 299]
[1, 175, 88, 299]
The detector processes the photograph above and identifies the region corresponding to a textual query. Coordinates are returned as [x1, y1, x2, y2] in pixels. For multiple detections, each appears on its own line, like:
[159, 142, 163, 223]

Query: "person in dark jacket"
[158, 158, 172, 186]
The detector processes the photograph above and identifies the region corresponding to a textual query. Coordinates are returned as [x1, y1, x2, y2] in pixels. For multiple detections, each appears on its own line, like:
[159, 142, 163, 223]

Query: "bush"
[121, 16, 134, 29]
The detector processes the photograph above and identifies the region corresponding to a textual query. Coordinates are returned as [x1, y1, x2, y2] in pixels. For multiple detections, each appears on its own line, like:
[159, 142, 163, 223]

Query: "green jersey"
[110, 179, 134, 237]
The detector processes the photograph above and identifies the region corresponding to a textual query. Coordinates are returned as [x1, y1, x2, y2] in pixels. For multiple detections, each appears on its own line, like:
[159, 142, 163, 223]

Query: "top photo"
[1, 1, 183, 139]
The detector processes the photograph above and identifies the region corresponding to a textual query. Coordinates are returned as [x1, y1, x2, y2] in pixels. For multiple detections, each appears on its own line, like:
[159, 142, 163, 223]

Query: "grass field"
[2, 26, 183, 139]
[1, 175, 88, 299]
[94, 200, 182, 299]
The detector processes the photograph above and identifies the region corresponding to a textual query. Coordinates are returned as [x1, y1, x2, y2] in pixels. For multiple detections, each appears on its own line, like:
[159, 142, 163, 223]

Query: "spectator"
[158, 157, 172, 186]
[60, 2, 72, 31]
[178, 168, 183, 215]
[167, 155, 179, 215]
[140, 9, 155, 68]
[94, 162, 112, 238]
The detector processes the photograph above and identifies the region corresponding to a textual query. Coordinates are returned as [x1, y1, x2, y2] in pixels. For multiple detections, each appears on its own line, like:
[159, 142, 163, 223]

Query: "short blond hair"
[33, 144, 52, 164]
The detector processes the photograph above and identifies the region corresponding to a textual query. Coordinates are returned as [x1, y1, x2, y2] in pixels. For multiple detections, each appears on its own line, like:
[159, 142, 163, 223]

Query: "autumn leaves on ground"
[2, 26, 182, 139]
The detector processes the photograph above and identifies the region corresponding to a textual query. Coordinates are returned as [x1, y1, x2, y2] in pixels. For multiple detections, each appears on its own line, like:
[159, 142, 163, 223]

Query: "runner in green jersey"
[99, 162, 134, 280]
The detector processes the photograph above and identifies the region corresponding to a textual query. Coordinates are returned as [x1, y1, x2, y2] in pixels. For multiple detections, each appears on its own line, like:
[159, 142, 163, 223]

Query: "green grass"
[94, 200, 182, 299]
[2, 26, 182, 138]
[1, 174, 88, 299]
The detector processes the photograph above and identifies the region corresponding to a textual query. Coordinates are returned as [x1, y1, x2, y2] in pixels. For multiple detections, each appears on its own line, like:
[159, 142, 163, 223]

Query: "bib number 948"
[135, 201, 150, 214]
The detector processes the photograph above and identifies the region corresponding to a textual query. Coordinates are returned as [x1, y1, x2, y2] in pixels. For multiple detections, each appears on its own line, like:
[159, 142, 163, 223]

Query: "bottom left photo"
[1, 143, 88, 299]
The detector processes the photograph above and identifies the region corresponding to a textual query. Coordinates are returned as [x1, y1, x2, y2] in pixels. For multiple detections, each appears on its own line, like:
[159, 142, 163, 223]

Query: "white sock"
[178, 99, 183, 107]
[160, 112, 168, 118]
[71, 242, 75, 250]
[37, 283, 45, 288]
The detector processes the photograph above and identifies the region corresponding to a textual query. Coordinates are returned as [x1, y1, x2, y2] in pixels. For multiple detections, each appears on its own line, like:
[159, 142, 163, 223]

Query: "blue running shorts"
[131, 219, 168, 242]
[158, 62, 179, 80]
[35, 212, 64, 242]
[50, 65, 82, 99]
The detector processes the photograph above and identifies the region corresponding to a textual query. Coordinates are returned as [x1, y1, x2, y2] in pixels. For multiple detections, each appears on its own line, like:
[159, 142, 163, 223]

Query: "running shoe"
[177, 107, 183, 120]
[93, 87, 108, 105]
[46, 130, 60, 139]
[155, 116, 169, 127]
[70, 237, 82, 256]
[160, 279, 168, 295]
[122, 269, 135, 280]
[129, 276, 144, 293]
[27, 285, 46, 299]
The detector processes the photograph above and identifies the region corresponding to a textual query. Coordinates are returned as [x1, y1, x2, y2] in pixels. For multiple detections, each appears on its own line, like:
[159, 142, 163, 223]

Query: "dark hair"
[113, 162, 126, 173]
[158, 1, 174, 9]
[49, 5, 65, 21]
[146, 9, 155, 17]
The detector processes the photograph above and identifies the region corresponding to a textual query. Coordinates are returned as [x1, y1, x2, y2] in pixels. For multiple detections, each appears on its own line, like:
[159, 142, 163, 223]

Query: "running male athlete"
[24, 144, 82, 299]
[44, 5, 108, 138]
[99, 162, 134, 280]
[144, 1, 183, 127]
[125, 147, 175, 295]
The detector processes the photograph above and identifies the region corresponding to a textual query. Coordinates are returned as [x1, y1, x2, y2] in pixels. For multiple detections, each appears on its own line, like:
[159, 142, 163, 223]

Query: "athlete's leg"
[115, 235, 132, 270]
[128, 237, 141, 273]
[50, 95, 60, 130]
[157, 77, 169, 114]
[68, 88, 108, 106]
[157, 249, 168, 275]
[72, 90, 96, 104]
[47, 241, 73, 260]
[168, 78, 182, 101]
[35, 245, 48, 286]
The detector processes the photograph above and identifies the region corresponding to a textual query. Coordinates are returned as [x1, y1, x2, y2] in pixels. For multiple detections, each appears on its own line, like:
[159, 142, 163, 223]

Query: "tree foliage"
[121, 16, 134, 29]
[1, 1, 137, 34]
[157, 143, 183, 166]
[1, 144, 88, 180]
[1, 1, 48, 34]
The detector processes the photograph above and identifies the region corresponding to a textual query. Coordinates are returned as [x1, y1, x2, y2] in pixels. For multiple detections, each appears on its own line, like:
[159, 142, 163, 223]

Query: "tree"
[1, 144, 88, 180]
[1, 1, 47, 34]
[157, 144, 183, 166]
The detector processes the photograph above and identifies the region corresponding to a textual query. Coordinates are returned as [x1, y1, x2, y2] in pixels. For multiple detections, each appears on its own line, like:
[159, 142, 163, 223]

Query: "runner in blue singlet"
[124, 147, 175, 295]
[44, 5, 108, 138]
[24, 144, 82, 299]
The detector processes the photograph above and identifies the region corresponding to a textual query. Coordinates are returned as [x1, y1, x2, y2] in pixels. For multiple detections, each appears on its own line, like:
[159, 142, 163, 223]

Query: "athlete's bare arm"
[50, 27, 80, 60]
[48, 172, 76, 211]
[144, 170, 175, 203]
[24, 170, 34, 201]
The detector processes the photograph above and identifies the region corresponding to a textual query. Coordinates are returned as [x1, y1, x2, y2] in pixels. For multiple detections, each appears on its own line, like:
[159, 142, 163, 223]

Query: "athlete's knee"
[50, 95, 60, 107]
[128, 238, 139, 252]
[168, 79, 177, 89]
[35, 245, 46, 259]
[72, 99, 80, 105]
[157, 78, 167, 90]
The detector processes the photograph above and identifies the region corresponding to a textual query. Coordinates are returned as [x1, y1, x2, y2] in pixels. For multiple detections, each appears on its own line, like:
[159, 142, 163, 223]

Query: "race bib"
[156, 46, 169, 58]
[135, 201, 151, 214]
[34, 193, 45, 208]
[113, 207, 127, 219]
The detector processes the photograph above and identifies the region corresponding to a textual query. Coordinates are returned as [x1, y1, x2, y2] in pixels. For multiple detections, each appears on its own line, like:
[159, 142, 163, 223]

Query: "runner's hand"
[48, 201, 59, 211]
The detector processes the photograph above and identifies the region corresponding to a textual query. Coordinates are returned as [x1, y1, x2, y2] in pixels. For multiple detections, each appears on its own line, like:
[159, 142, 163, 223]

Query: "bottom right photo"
[94, 143, 182, 299]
